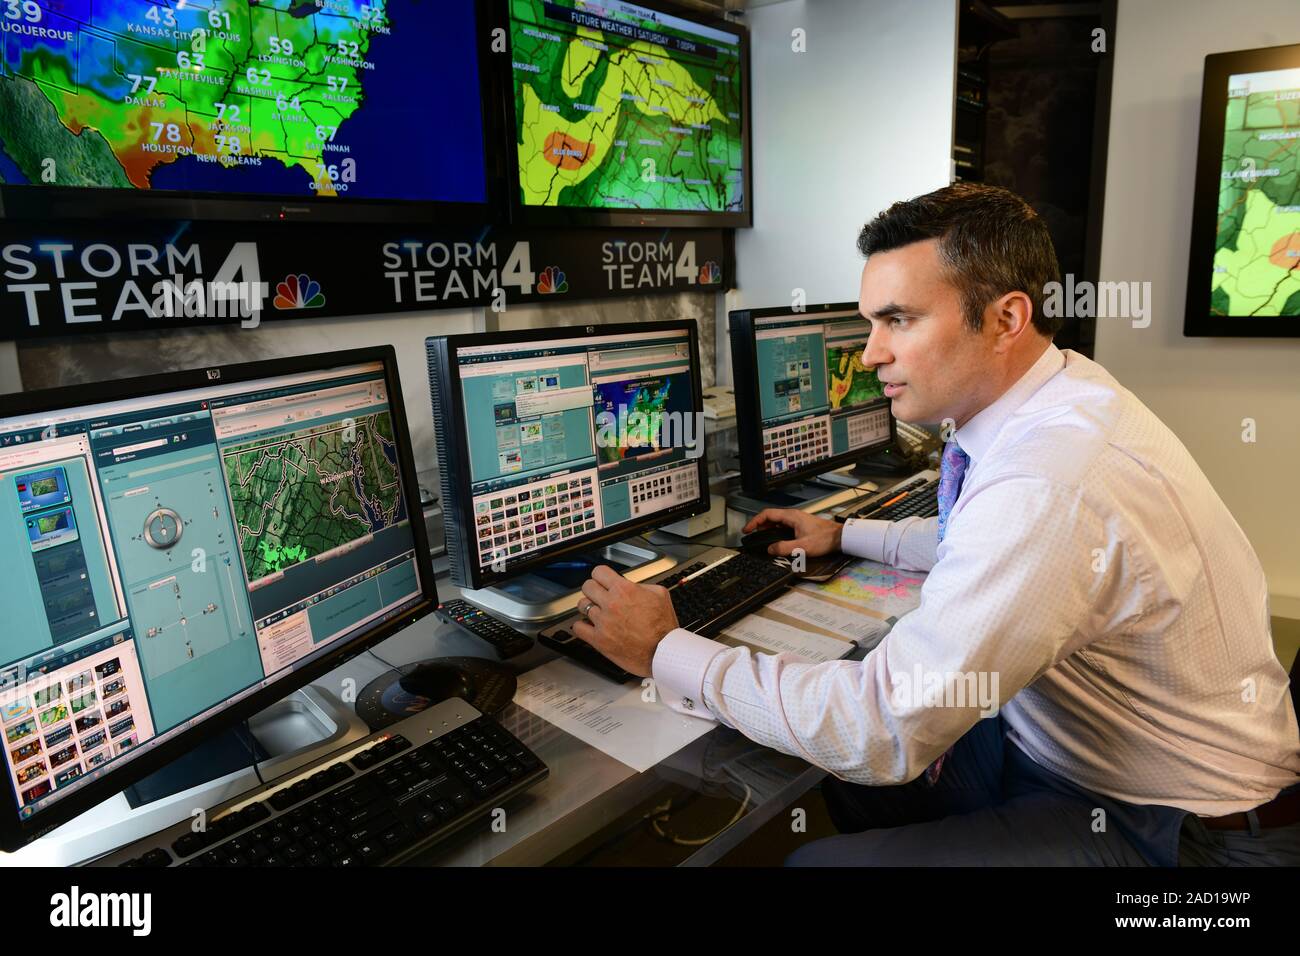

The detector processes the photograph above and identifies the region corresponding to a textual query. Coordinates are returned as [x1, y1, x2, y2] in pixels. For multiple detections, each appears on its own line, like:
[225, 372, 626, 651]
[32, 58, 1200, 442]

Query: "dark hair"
[856, 183, 1062, 337]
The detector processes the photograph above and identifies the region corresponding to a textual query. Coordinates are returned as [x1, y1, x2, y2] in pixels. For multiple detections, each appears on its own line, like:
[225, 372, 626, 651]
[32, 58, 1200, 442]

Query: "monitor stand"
[121, 686, 362, 808]
[460, 538, 678, 624]
[729, 472, 879, 516]
[848, 443, 914, 479]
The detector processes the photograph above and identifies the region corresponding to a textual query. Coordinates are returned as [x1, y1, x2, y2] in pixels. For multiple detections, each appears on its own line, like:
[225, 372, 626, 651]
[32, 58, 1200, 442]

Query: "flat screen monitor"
[1187, 43, 1300, 336]
[427, 320, 709, 589]
[503, 0, 751, 227]
[729, 302, 894, 496]
[0, 0, 492, 222]
[0, 347, 435, 850]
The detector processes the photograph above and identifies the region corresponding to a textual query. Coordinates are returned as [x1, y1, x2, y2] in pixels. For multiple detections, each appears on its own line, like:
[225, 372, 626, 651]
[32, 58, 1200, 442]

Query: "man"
[572, 183, 1300, 865]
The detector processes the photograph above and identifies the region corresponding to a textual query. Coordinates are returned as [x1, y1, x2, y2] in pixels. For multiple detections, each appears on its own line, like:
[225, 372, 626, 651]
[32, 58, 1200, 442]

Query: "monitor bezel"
[497, 0, 754, 229]
[0, 0, 502, 225]
[1185, 42, 1300, 337]
[0, 345, 438, 852]
[433, 319, 710, 590]
[729, 302, 897, 496]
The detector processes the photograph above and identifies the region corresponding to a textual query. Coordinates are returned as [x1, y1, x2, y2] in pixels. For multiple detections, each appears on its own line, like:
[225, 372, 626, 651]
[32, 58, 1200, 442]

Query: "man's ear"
[989, 291, 1035, 352]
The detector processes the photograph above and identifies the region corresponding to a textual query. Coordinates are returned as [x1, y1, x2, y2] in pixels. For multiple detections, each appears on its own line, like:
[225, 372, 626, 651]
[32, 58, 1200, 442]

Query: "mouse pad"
[356, 657, 518, 731]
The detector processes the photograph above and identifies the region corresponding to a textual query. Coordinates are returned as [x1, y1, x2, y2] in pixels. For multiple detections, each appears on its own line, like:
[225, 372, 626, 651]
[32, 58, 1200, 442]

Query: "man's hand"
[572, 564, 678, 677]
[742, 508, 844, 558]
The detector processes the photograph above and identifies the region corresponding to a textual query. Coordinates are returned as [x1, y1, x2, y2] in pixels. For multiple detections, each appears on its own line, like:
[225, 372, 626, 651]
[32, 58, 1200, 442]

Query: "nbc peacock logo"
[698, 261, 721, 285]
[537, 266, 569, 295]
[273, 274, 326, 310]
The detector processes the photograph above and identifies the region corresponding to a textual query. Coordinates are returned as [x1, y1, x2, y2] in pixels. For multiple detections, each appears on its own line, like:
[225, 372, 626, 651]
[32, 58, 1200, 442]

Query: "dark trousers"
[786, 714, 1300, 866]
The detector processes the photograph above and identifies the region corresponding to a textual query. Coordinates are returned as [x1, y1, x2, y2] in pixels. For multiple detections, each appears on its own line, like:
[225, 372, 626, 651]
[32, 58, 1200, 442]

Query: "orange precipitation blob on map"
[1268, 232, 1300, 271]
[543, 131, 596, 170]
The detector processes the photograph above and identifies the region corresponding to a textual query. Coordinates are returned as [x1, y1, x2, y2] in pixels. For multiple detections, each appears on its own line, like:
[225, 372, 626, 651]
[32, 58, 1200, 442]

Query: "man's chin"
[888, 397, 916, 421]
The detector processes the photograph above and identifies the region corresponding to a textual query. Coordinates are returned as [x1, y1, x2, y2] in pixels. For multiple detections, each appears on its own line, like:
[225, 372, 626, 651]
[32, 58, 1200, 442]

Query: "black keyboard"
[539, 550, 794, 682]
[838, 476, 940, 523]
[103, 700, 546, 867]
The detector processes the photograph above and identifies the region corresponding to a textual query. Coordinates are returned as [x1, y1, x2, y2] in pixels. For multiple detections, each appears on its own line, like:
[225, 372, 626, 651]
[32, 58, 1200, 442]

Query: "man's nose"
[862, 326, 891, 370]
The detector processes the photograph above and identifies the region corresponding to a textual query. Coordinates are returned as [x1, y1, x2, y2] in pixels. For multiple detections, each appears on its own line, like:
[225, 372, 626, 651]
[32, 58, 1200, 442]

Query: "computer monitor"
[502, 0, 752, 228]
[427, 321, 709, 590]
[0, 347, 435, 851]
[0, 0, 494, 223]
[729, 302, 895, 497]
[1185, 43, 1300, 336]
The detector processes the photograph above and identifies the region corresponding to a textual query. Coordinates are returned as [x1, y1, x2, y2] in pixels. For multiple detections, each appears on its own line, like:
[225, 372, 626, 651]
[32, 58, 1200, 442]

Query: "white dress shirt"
[653, 343, 1300, 815]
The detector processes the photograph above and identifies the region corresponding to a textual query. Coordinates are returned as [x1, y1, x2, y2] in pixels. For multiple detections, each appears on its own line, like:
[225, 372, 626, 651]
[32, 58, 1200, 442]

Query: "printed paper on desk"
[717, 614, 855, 663]
[514, 658, 715, 773]
[762, 589, 888, 647]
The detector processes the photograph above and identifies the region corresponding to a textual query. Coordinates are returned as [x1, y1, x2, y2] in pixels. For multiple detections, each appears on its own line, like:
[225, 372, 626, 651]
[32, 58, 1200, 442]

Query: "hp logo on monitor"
[206, 369, 221, 380]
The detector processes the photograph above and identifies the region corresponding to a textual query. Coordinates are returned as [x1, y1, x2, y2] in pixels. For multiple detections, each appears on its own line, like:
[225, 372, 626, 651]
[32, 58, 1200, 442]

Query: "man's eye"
[891, 316, 908, 328]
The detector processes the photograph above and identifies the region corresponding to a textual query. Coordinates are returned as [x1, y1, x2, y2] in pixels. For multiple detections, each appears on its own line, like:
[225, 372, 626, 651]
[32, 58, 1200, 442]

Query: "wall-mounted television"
[1187, 43, 1300, 336]
[0, 0, 495, 223]
[502, 0, 751, 228]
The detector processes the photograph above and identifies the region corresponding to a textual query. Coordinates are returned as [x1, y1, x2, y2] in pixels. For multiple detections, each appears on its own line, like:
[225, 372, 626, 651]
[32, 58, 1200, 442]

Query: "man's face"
[858, 239, 995, 427]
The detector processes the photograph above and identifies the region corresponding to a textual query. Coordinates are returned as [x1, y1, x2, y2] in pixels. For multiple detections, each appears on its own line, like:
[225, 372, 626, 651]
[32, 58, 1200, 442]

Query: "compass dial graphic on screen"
[143, 508, 183, 550]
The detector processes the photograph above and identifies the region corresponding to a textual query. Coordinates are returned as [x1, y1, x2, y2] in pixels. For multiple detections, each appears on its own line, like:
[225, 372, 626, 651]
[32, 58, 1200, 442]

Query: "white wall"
[727, 0, 957, 383]
[1096, 0, 1300, 601]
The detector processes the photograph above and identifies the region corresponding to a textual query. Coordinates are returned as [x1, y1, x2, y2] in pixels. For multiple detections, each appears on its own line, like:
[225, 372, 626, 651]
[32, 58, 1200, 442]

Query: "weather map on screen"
[1213, 67, 1300, 318]
[508, 0, 745, 213]
[0, 0, 487, 203]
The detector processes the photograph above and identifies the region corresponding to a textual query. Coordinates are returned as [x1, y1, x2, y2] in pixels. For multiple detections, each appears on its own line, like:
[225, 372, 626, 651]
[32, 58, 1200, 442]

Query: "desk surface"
[370, 472, 891, 866]
[342, 526, 835, 867]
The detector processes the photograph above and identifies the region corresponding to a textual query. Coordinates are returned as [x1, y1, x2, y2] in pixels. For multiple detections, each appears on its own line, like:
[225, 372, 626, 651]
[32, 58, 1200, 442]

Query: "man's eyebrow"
[867, 303, 916, 320]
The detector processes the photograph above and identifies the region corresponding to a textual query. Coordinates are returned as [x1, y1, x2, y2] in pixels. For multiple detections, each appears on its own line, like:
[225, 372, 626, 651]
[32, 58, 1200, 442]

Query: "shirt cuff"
[840, 518, 888, 561]
[652, 628, 724, 719]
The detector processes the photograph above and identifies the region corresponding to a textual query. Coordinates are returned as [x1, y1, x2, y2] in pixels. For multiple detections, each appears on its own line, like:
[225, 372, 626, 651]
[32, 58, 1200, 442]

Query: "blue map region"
[352, 435, 404, 529]
[0, 136, 27, 182]
[150, 151, 314, 192]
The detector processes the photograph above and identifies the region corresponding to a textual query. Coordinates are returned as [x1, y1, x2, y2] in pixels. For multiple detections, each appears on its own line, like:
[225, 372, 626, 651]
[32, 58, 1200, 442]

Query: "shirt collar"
[953, 342, 1064, 464]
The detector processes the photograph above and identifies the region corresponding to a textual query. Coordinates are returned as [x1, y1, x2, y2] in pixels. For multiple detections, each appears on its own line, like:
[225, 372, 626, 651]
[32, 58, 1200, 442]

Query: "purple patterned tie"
[935, 438, 970, 544]
[924, 439, 970, 785]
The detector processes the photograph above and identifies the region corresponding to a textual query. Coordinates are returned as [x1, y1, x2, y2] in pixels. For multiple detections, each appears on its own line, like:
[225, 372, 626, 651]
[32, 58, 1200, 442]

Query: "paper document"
[717, 614, 853, 662]
[514, 658, 715, 773]
[763, 589, 888, 645]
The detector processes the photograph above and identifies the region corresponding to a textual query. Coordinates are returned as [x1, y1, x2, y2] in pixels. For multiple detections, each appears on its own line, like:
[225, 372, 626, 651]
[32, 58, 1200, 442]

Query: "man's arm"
[840, 515, 939, 572]
[653, 476, 1129, 784]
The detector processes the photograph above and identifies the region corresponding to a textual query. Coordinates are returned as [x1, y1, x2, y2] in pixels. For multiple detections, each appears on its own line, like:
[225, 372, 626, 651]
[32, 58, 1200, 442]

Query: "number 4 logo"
[675, 241, 697, 284]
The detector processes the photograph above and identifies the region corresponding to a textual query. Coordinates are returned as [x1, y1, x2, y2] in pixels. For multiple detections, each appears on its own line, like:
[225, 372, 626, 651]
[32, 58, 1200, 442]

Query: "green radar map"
[221, 412, 405, 584]
[508, 0, 745, 212]
[827, 344, 883, 410]
[1213, 67, 1300, 318]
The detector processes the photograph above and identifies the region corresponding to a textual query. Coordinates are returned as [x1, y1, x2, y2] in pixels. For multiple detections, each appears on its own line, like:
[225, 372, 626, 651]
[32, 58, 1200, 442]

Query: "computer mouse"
[740, 524, 797, 556]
